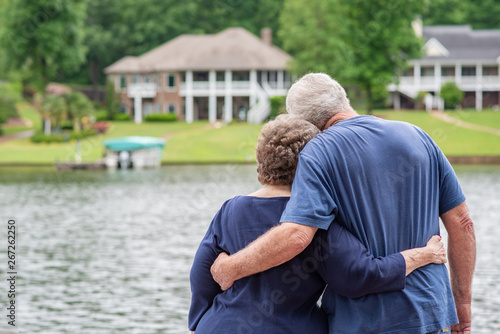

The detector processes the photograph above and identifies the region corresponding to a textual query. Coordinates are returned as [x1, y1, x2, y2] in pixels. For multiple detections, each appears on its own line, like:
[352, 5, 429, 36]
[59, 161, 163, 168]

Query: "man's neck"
[322, 109, 359, 131]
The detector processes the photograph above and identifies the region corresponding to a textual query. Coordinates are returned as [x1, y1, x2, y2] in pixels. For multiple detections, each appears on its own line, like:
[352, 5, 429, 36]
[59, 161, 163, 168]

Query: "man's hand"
[211, 252, 234, 291]
[450, 303, 471, 334]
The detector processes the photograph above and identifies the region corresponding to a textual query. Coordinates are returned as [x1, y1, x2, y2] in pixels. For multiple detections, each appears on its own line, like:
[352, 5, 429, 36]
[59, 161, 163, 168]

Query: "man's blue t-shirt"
[281, 116, 465, 334]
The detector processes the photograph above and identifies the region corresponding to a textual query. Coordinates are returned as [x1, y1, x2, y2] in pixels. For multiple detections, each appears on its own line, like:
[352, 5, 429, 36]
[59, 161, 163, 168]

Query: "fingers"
[426, 235, 447, 264]
[210, 252, 234, 291]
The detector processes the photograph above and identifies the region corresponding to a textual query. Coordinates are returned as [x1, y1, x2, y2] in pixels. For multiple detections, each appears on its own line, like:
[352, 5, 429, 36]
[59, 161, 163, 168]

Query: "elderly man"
[211, 73, 476, 334]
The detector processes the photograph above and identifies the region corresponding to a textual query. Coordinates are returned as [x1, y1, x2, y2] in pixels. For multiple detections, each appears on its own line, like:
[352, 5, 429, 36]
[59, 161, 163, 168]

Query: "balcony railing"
[127, 83, 158, 98]
[398, 75, 500, 88]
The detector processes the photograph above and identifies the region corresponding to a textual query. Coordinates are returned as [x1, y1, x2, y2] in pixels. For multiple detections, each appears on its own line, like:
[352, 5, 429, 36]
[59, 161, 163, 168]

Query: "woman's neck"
[248, 184, 292, 198]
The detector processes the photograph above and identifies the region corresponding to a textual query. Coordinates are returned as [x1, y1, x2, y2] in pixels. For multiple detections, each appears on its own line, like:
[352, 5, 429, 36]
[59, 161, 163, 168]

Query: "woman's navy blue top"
[189, 196, 406, 333]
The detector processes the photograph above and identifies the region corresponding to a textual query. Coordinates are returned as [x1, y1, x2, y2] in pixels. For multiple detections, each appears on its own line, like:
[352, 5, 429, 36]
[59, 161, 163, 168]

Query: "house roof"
[422, 25, 500, 62]
[105, 27, 292, 74]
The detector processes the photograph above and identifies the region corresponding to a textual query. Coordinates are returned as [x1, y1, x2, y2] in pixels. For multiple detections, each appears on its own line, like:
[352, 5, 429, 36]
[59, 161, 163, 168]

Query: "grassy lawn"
[0, 102, 41, 135]
[1, 110, 500, 164]
[443, 110, 500, 130]
[375, 111, 500, 156]
[0, 121, 261, 163]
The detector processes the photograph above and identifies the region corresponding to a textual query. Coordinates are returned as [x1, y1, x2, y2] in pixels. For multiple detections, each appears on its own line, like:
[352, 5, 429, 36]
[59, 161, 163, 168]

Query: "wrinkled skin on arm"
[211, 222, 318, 290]
[441, 202, 476, 334]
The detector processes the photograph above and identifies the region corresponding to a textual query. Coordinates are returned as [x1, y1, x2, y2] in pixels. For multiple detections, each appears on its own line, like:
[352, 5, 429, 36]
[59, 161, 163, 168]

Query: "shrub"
[0, 83, 21, 126]
[268, 96, 286, 121]
[60, 120, 74, 130]
[93, 121, 110, 134]
[94, 110, 109, 121]
[105, 80, 120, 120]
[113, 113, 131, 121]
[145, 113, 177, 122]
[440, 82, 464, 110]
[30, 129, 97, 143]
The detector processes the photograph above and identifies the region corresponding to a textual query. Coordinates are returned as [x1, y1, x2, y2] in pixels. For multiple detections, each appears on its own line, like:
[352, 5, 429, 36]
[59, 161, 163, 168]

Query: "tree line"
[0, 0, 498, 113]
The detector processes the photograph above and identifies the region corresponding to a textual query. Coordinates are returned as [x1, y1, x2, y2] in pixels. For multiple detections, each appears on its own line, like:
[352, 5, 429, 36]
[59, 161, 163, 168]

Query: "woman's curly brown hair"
[256, 114, 320, 186]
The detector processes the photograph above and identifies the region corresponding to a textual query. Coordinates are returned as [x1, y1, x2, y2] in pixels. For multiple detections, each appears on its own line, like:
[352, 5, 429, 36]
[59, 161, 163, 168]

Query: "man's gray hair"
[286, 73, 352, 129]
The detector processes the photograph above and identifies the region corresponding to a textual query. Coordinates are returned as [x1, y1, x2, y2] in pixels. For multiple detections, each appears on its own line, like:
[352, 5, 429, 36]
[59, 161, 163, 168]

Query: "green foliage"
[415, 91, 428, 110]
[145, 113, 177, 122]
[0, 0, 87, 89]
[114, 113, 131, 121]
[40, 95, 67, 129]
[423, 0, 500, 29]
[30, 129, 97, 143]
[440, 82, 464, 110]
[279, 0, 423, 114]
[64, 0, 285, 86]
[94, 110, 109, 121]
[268, 96, 286, 120]
[64, 91, 94, 132]
[0, 83, 22, 130]
[105, 80, 119, 120]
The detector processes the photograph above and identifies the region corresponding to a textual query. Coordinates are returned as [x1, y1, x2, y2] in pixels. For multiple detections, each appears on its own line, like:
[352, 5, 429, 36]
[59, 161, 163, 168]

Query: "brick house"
[104, 27, 292, 123]
[389, 23, 500, 110]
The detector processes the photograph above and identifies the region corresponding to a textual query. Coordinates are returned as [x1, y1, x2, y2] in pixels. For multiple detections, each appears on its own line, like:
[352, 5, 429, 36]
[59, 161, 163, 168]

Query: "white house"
[104, 28, 292, 123]
[389, 24, 500, 110]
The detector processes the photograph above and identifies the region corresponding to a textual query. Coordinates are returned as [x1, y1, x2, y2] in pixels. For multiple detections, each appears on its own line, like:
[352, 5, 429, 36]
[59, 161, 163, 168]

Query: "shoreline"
[0, 156, 499, 167]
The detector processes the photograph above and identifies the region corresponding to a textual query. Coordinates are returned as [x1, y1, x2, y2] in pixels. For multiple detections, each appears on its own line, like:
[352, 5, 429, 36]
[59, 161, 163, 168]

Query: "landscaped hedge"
[114, 113, 131, 121]
[145, 113, 177, 122]
[30, 129, 97, 144]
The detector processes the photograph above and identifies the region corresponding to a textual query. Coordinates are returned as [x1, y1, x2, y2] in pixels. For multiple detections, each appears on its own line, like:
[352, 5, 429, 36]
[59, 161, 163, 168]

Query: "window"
[233, 71, 249, 81]
[132, 75, 140, 84]
[144, 75, 153, 83]
[421, 67, 435, 77]
[216, 71, 225, 81]
[442, 67, 455, 77]
[119, 75, 127, 89]
[167, 74, 176, 88]
[462, 66, 476, 76]
[193, 72, 209, 81]
[167, 103, 176, 113]
[483, 66, 498, 76]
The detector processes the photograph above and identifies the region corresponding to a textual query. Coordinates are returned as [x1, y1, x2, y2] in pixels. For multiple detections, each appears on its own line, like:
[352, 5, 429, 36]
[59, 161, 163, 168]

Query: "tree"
[105, 80, 120, 121]
[65, 91, 93, 132]
[279, 0, 424, 114]
[40, 95, 67, 134]
[423, 0, 500, 29]
[0, 0, 87, 91]
[440, 82, 464, 109]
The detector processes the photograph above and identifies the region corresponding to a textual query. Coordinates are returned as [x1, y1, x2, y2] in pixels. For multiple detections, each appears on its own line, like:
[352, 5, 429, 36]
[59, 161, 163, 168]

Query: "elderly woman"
[189, 114, 445, 334]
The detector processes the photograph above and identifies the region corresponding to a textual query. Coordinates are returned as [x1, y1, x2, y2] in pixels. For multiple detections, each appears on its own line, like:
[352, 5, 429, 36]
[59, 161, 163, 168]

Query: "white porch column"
[434, 63, 441, 92]
[185, 71, 194, 123]
[414, 63, 421, 89]
[476, 63, 483, 111]
[262, 70, 268, 88]
[393, 92, 401, 110]
[277, 70, 284, 90]
[455, 63, 461, 85]
[134, 96, 142, 124]
[224, 70, 233, 123]
[250, 70, 257, 107]
[209, 70, 217, 123]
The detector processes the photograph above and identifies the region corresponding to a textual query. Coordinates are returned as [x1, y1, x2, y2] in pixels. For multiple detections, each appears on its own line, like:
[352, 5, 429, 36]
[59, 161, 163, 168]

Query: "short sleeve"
[280, 153, 337, 230]
[188, 210, 224, 330]
[437, 148, 466, 215]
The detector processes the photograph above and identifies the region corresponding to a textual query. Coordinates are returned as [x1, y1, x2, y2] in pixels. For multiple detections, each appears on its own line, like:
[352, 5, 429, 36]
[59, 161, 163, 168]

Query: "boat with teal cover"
[103, 136, 166, 151]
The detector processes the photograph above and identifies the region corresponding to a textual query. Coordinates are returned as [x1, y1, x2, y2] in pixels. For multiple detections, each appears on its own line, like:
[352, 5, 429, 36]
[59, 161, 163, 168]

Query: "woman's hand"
[401, 235, 447, 275]
[425, 235, 447, 264]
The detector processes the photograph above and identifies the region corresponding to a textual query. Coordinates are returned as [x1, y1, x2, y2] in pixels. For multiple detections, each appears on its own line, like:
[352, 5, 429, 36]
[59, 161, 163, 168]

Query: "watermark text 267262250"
[6, 219, 16, 327]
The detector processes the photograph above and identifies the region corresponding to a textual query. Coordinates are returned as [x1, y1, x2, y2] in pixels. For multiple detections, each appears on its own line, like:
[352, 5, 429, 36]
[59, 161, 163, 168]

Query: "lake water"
[0, 164, 498, 333]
